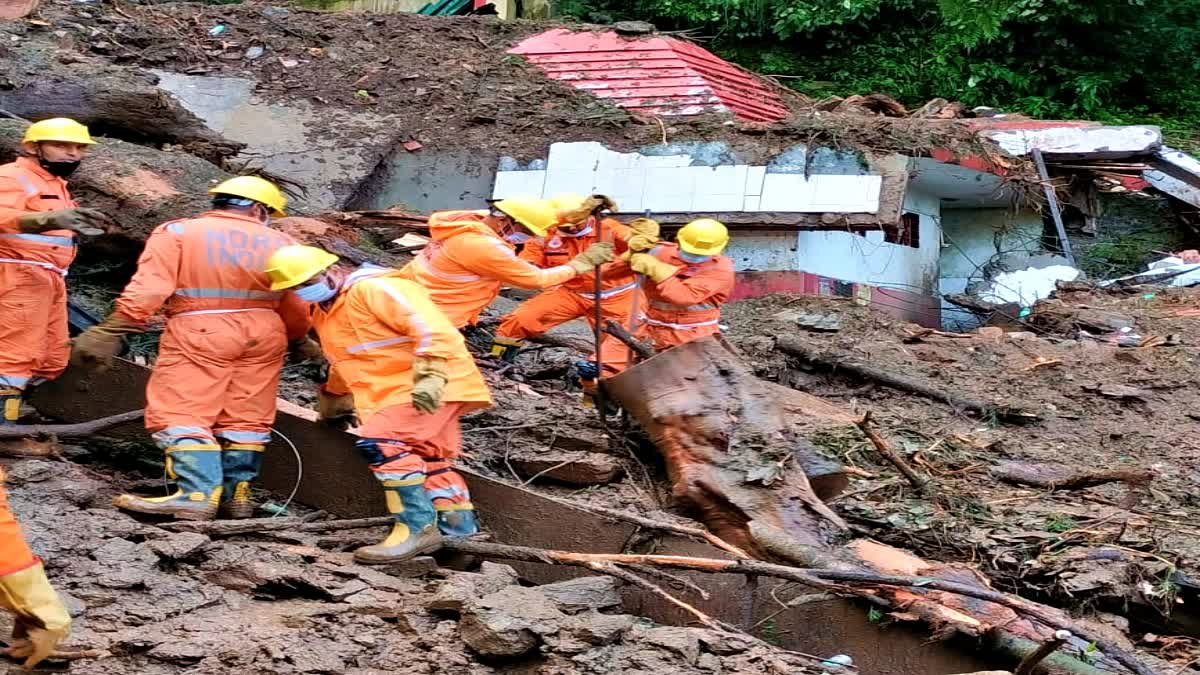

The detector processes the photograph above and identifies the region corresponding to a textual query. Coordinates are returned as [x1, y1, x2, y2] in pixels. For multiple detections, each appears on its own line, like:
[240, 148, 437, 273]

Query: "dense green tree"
[570, 0, 1200, 147]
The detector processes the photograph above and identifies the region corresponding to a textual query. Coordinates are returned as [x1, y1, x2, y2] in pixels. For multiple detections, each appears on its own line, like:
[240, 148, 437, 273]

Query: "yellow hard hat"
[677, 218, 729, 256]
[210, 175, 288, 215]
[549, 193, 585, 220]
[265, 245, 339, 291]
[492, 196, 557, 237]
[23, 118, 95, 145]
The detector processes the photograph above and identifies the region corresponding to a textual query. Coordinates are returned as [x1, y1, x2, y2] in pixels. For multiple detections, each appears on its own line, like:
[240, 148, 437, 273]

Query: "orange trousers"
[145, 311, 287, 449]
[0, 468, 36, 577]
[496, 287, 635, 376]
[0, 264, 69, 390]
[356, 402, 476, 512]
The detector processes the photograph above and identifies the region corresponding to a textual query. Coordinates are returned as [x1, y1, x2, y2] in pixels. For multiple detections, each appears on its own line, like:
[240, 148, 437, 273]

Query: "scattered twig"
[625, 563, 711, 600]
[536, 491, 749, 559]
[0, 409, 143, 439]
[441, 539, 1157, 675]
[854, 412, 928, 492]
[589, 561, 725, 631]
[775, 337, 1039, 422]
[1016, 630, 1072, 675]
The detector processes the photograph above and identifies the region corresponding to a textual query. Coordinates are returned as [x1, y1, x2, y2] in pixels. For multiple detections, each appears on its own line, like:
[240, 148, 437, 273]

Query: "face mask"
[679, 250, 711, 264]
[40, 159, 80, 178]
[295, 279, 337, 303]
[504, 232, 532, 245]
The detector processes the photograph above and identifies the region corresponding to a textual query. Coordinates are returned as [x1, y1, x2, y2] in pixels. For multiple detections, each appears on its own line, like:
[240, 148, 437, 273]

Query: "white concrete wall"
[493, 142, 883, 213]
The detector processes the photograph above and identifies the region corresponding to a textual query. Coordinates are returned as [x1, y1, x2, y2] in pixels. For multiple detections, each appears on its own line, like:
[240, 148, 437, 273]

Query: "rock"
[204, 561, 337, 599]
[639, 626, 701, 664]
[976, 326, 1005, 340]
[3, 459, 56, 484]
[148, 640, 208, 665]
[562, 612, 635, 646]
[148, 532, 210, 560]
[342, 588, 405, 617]
[427, 565, 519, 613]
[509, 451, 624, 486]
[696, 629, 755, 655]
[612, 20, 655, 35]
[537, 576, 622, 614]
[460, 587, 567, 657]
[459, 610, 540, 657]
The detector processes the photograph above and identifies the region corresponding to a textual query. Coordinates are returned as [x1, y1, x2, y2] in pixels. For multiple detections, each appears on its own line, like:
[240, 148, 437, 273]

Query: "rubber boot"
[354, 477, 443, 564]
[0, 389, 22, 425]
[113, 441, 223, 520]
[436, 505, 480, 538]
[220, 443, 265, 519]
[489, 336, 524, 363]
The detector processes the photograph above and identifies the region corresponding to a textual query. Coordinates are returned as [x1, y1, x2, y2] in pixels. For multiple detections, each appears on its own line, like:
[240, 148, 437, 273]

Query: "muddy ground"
[2, 455, 822, 674]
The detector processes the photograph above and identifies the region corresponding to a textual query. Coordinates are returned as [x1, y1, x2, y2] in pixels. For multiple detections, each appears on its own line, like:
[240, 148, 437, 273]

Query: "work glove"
[317, 387, 356, 429]
[0, 564, 72, 670]
[17, 208, 112, 235]
[288, 337, 325, 365]
[70, 314, 143, 371]
[629, 252, 681, 284]
[566, 242, 615, 274]
[411, 355, 449, 414]
[559, 195, 618, 225]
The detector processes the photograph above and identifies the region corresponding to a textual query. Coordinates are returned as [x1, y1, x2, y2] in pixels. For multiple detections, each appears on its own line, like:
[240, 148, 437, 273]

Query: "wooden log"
[161, 515, 394, 537]
[603, 319, 655, 360]
[775, 337, 1039, 423]
[442, 539, 1156, 675]
[0, 410, 144, 440]
[605, 336, 848, 559]
[990, 461, 1153, 491]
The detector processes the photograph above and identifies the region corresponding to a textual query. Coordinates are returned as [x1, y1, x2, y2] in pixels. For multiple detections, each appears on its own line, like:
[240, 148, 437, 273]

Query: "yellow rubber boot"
[0, 389, 22, 424]
[113, 441, 223, 520]
[354, 476, 443, 564]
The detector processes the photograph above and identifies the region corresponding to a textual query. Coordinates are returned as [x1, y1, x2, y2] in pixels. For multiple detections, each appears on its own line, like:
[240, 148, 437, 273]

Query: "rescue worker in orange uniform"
[398, 196, 614, 329]
[264, 245, 492, 564]
[0, 118, 112, 423]
[70, 177, 313, 521]
[491, 194, 636, 383]
[0, 466, 72, 669]
[626, 218, 735, 351]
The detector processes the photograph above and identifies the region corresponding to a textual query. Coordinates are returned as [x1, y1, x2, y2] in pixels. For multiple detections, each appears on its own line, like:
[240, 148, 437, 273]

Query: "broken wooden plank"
[990, 461, 1153, 491]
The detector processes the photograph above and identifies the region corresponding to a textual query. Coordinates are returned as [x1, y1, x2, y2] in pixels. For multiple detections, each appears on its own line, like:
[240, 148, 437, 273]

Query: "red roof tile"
[509, 29, 790, 123]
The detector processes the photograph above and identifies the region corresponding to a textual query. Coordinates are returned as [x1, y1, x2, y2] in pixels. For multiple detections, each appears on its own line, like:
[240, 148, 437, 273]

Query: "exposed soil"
[5, 0, 1016, 167]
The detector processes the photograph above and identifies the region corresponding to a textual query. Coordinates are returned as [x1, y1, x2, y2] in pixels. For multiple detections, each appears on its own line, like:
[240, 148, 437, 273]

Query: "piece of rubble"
[148, 640, 209, 665]
[638, 626, 701, 664]
[148, 532, 211, 560]
[562, 612, 635, 646]
[695, 629, 756, 655]
[460, 586, 569, 657]
[427, 563, 520, 613]
[509, 450, 624, 486]
[612, 20, 655, 35]
[537, 576, 622, 614]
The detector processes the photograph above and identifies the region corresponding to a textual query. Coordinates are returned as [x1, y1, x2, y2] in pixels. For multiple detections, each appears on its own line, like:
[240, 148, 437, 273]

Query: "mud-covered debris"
[204, 560, 339, 599]
[460, 585, 569, 657]
[148, 531, 211, 560]
[552, 612, 636, 651]
[638, 626, 702, 664]
[990, 461, 1153, 491]
[509, 450, 624, 486]
[695, 629, 756, 655]
[427, 564, 520, 613]
[148, 639, 209, 665]
[537, 576, 623, 614]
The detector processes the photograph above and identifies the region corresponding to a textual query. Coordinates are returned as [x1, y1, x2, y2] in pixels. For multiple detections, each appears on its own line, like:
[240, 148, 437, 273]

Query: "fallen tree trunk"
[443, 539, 1156, 675]
[990, 461, 1154, 490]
[605, 336, 849, 559]
[775, 336, 1039, 422]
[0, 67, 242, 163]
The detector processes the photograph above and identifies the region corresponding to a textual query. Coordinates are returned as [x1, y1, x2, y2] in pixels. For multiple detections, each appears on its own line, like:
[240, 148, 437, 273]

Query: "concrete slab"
[351, 149, 499, 212]
[154, 71, 394, 211]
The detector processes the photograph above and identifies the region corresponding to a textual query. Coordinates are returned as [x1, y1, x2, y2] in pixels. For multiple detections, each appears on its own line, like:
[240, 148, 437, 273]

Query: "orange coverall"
[314, 266, 492, 526]
[0, 469, 36, 579]
[496, 218, 635, 375]
[0, 157, 79, 392]
[398, 210, 577, 328]
[635, 242, 735, 351]
[113, 211, 311, 452]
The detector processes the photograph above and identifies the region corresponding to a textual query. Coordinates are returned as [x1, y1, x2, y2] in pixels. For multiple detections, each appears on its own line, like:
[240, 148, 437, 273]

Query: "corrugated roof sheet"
[509, 29, 790, 123]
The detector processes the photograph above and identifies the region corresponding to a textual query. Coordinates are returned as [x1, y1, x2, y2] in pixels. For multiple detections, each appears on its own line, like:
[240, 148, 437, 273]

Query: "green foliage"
[1043, 513, 1080, 533]
[590, 0, 1200, 148]
[867, 607, 885, 623]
